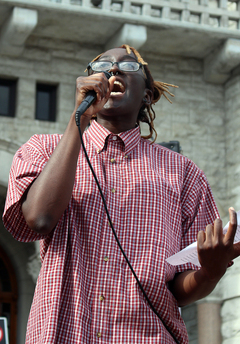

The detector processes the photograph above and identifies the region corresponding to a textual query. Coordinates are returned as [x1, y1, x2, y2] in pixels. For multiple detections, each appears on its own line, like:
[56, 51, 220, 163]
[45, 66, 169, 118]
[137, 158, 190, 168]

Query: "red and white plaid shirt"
[3, 120, 219, 344]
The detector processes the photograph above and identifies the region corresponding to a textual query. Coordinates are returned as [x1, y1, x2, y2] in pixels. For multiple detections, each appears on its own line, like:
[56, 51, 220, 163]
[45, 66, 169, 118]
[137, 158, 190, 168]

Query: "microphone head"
[103, 71, 111, 80]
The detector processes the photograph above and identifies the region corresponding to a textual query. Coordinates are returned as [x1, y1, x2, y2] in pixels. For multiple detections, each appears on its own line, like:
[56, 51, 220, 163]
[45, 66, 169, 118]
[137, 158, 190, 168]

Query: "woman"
[3, 45, 239, 343]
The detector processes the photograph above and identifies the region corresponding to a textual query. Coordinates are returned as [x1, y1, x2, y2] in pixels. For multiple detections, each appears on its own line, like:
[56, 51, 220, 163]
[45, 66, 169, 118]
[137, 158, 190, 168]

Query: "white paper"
[166, 210, 240, 267]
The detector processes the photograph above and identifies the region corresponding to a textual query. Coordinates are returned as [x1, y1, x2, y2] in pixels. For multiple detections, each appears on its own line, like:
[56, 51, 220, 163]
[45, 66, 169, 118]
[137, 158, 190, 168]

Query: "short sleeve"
[176, 159, 219, 273]
[2, 134, 61, 242]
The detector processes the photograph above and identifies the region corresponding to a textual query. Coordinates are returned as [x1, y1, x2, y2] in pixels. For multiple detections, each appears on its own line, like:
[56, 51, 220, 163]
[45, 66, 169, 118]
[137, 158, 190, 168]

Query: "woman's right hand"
[74, 73, 115, 118]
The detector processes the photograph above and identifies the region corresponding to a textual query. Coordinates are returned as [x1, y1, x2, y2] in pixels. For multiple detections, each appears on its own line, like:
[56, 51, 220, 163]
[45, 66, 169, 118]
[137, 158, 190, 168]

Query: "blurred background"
[0, 0, 240, 343]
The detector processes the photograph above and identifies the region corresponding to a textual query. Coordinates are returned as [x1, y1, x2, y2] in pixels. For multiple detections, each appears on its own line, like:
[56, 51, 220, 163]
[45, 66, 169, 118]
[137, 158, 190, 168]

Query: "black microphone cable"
[75, 73, 180, 344]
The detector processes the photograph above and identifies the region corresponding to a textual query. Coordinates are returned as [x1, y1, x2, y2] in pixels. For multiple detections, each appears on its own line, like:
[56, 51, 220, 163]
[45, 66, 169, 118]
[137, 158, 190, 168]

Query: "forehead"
[98, 48, 137, 61]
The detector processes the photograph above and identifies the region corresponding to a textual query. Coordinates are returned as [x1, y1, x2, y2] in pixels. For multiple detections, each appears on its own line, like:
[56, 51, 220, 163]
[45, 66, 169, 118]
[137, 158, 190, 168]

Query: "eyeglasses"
[87, 60, 143, 74]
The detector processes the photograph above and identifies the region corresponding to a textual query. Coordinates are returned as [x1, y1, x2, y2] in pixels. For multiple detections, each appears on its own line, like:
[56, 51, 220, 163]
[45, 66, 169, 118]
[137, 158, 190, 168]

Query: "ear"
[142, 89, 153, 106]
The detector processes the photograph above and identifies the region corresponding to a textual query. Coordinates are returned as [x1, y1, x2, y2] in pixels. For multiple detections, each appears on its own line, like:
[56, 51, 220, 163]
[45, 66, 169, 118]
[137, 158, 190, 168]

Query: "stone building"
[0, 0, 240, 343]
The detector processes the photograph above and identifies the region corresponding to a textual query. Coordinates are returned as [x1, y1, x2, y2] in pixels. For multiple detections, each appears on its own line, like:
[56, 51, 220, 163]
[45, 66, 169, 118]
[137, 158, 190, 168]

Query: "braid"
[120, 45, 178, 142]
[153, 81, 178, 104]
[86, 44, 178, 142]
[137, 104, 157, 141]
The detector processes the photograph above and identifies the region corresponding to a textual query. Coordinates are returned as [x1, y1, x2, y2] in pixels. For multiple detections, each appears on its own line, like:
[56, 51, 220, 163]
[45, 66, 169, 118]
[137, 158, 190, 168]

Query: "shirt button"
[103, 256, 109, 262]
[124, 155, 128, 159]
[97, 332, 101, 338]
[99, 295, 105, 301]
[97, 149, 100, 154]
[112, 136, 117, 141]
[111, 188, 116, 193]
[110, 158, 115, 163]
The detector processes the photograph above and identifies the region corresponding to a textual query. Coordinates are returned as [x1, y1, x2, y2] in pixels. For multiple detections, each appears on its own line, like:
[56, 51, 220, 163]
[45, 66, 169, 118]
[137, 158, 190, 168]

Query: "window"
[170, 10, 182, 21]
[189, 12, 201, 24]
[70, 0, 82, 4]
[228, 18, 239, 29]
[0, 246, 18, 344]
[0, 79, 17, 117]
[227, 0, 239, 11]
[151, 7, 161, 18]
[35, 83, 57, 122]
[131, 4, 142, 15]
[208, 0, 219, 8]
[111, 1, 122, 12]
[209, 15, 220, 27]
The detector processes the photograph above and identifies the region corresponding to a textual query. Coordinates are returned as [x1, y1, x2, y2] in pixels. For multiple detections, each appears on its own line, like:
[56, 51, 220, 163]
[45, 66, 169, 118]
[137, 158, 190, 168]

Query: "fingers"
[213, 218, 223, 242]
[197, 230, 205, 249]
[76, 73, 111, 105]
[198, 218, 223, 251]
[225, 207, 237, 243]
[197, 209, 238, 280]
[107, 76, 116, 96]
[198, 208, 237, 255]
[205, 219, 223, 243]
[205, 224, 213, 245]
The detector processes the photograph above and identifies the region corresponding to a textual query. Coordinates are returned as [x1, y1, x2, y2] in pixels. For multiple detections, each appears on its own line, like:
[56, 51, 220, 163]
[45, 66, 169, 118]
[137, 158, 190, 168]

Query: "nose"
[109, 62, 120, 76]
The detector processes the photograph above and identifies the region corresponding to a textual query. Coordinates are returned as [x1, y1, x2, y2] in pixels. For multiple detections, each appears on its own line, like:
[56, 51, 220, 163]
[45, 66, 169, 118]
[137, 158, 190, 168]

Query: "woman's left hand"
[197, 207, 240, 282]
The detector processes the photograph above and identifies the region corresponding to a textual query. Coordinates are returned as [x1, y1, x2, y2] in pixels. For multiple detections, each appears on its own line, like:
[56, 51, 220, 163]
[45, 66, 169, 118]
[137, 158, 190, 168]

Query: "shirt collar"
[87, 120, 141, 155]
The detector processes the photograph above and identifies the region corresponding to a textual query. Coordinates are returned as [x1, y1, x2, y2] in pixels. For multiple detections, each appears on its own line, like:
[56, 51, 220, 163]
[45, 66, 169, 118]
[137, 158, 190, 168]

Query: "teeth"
[111, 91, 122, 95]
[114, 80, 124, 92]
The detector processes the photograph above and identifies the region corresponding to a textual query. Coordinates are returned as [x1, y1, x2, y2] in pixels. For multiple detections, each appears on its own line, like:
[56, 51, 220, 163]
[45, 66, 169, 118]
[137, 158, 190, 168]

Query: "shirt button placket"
[99, 295, 105, 302]
[97, 135, 117, 342]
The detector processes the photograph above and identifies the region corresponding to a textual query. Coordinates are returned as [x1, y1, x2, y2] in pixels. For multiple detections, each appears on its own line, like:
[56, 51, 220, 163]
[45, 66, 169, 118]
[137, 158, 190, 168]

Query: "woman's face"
[94, 48, 150, 126]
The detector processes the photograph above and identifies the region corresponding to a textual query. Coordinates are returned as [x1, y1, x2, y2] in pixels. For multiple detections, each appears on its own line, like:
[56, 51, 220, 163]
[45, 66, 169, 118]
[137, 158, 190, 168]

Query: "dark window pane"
[0, 257, 11, 292]
[36, 91, 50, 120]
[35, 84, 57, 122]
[0, 303, 11, 337]
[0, 302, 11, 319]
[0, 246, 17, 344]
[0, 85, 9, 116]
[0, 79, 16, 117]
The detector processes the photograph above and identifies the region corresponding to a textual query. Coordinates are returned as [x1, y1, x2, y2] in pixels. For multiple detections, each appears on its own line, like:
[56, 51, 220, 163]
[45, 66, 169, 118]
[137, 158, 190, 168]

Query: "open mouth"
[110, 80, 125, 96]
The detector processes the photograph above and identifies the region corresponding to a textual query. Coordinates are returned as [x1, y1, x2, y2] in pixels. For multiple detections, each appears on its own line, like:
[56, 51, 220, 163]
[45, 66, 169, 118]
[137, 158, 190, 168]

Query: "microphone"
[75, 71, 111, 127]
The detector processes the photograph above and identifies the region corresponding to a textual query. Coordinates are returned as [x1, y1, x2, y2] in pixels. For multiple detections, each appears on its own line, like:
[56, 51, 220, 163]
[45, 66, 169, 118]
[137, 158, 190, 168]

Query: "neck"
[96, 115, 138, 134]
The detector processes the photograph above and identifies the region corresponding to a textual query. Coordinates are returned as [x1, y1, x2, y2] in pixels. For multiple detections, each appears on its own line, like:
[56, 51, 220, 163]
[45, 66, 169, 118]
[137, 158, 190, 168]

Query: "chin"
[103, 100, 111, 110]
[102, 99, 123, 112]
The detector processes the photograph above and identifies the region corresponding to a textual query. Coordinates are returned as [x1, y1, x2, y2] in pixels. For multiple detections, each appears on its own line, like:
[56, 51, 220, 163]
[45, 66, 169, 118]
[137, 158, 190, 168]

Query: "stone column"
[198, 302, 222, 344]
[221, 271, 240, 344]
[225, 74, 240, 210]
[221, 73, 240, 344]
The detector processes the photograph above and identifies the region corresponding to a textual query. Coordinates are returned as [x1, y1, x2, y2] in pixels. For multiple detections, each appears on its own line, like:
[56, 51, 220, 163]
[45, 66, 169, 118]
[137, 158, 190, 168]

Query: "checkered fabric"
[3, 120, 219, 344]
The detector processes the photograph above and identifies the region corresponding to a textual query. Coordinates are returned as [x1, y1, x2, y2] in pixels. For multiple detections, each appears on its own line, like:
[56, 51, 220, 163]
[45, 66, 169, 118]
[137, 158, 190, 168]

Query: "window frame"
[35, 83, 58, 122]
[0, 78, 17, 118]
[0, 246, 18, 344]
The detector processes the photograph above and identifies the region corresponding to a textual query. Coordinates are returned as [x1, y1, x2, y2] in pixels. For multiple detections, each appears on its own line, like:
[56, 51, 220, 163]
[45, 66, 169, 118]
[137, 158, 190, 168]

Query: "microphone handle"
[75, 72, 111, 126]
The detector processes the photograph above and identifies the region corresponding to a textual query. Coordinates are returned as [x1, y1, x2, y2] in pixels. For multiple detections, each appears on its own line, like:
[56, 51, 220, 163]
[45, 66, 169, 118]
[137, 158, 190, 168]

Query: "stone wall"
[0, 196, 36, 344]
[219, 73, 240, 344]
[225, 74, 240, 210]
[221, 262, 240, 344]
[1, 37, 239, 343]
[142, 52, 227, 219]
[0, 41, 227, 214]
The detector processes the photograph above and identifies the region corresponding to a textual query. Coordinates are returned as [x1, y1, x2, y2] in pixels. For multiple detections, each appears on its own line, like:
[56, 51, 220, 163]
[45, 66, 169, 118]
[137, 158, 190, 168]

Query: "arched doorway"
[0, 246, 18, 344]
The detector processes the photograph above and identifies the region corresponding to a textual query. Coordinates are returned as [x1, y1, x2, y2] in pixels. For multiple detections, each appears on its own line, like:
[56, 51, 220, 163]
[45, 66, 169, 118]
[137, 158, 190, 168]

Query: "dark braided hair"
[86, 44, 178, 142]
